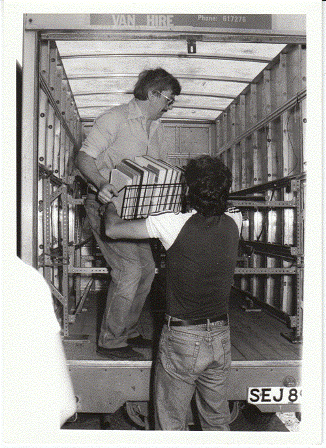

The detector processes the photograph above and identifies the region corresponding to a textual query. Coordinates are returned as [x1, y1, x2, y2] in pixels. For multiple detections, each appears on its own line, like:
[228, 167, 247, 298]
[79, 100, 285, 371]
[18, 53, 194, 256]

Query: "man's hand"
[98, 182, 119, 204]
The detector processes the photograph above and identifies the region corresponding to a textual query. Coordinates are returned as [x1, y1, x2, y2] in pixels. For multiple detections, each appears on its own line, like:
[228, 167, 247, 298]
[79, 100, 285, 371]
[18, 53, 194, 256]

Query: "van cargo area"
[19, 13, 306, 422]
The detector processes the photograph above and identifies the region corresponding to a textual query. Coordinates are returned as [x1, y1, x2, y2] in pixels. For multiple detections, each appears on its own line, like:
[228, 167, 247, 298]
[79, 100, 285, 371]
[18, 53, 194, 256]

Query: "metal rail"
[217, 89, 306, 155]
[60, 52, 272, 64]
[230, 173, 305, 196]
[72, 90, 238, 100]
[64, 73, 253, 84]
[39, 73, 79, 149]
[40, 31, 306, 45]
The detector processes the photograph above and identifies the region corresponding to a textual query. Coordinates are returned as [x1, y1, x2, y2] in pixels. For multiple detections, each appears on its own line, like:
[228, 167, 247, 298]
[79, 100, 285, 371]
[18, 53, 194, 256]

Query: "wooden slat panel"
[229, 295, 301, 361]
[70, 77, 246, 98]
[74, 93, 231, 112]
[79, 107, 220, 121]
[64, 291, 301, 362]
[160, 125, 177, 162]
[57, 40, 286, 59]
[179, 126, 211, 155]
[62, 56, 267, 83]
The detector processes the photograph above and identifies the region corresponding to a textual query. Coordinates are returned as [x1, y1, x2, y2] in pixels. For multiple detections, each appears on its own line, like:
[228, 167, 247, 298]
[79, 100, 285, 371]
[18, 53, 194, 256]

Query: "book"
[156, 159, 184, 209]
[122, 159, 148, 217]
[143, 156, 175, 209]
[137, 164, 158, 216]
[135, 156, 168, 212]
[109, 168, 134, 218]
[117, 161, 142, 219]
[161, 162, 184, 210]
[145, 157, 184, 210]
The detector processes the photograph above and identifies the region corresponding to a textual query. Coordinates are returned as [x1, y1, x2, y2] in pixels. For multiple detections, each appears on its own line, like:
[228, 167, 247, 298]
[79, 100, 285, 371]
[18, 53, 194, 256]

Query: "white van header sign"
[25, 14, 305, 38]
[89, 14, 272, 30]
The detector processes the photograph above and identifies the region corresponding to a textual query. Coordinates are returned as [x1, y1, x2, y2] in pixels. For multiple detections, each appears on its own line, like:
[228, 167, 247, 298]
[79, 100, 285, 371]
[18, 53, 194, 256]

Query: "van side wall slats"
[29, 40, 83, 333]
[216, 44, 304, 340]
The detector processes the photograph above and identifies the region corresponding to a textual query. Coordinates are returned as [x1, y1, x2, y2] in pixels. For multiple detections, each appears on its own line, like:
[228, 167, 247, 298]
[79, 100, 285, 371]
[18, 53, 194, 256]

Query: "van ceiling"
[55, 40, 287, 123]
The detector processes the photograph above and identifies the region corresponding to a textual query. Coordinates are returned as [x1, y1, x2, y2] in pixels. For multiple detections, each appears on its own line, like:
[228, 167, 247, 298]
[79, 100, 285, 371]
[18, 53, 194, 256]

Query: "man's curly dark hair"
[184, 156, 232, 217]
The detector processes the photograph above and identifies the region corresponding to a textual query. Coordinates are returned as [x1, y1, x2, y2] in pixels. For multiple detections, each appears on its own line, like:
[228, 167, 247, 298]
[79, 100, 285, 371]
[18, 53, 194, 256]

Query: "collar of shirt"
[128, 98, 160, 135]
[128, 98, 144, 120]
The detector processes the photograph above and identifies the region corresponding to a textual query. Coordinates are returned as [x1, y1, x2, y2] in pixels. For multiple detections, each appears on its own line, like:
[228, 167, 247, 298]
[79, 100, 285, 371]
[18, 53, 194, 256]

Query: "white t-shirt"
[146, 208, 242, 250]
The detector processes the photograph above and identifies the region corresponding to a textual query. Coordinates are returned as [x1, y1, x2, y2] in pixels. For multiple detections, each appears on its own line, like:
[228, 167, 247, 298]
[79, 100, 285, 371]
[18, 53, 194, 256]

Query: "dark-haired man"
[104, 156, 242, 430]
[76, 68, 181, 359]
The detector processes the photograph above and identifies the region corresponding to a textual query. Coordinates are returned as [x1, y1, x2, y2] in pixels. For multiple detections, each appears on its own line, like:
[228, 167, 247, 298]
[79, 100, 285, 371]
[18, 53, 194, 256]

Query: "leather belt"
[165, 314, 228, 327]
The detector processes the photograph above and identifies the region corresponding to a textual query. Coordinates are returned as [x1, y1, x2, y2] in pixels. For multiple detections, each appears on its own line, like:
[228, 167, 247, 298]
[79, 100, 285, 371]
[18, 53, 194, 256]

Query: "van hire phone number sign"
[90, 14, 272, 30]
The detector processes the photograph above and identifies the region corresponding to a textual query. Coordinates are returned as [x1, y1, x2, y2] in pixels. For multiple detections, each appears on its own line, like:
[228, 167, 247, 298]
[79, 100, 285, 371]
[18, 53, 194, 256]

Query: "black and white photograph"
[1, 1, 324, 447]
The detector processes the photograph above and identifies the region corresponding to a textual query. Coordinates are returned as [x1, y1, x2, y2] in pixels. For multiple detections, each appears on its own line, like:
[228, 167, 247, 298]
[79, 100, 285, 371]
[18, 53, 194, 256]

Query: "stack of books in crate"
[110, 156, 184, 219]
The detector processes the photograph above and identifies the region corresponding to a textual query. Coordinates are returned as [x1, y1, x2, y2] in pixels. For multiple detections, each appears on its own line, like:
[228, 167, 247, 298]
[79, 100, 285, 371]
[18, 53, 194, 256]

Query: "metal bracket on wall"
[282, 316, 302, 344]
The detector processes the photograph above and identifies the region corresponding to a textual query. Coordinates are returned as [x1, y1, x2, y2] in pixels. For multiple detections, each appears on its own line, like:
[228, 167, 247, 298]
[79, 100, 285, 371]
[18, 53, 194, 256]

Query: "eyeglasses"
[157, 91, 175, 106]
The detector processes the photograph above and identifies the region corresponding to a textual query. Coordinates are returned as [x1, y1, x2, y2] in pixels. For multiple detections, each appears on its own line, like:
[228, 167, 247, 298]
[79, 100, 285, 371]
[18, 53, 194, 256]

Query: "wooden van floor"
[63, 290, 302, 362]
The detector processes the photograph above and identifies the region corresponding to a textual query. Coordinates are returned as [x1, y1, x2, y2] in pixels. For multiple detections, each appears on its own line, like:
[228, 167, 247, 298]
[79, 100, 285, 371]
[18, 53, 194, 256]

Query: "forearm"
[105, 203, 124, 228]
[105, 203, 150, 240]
[76, 151, 109, 189]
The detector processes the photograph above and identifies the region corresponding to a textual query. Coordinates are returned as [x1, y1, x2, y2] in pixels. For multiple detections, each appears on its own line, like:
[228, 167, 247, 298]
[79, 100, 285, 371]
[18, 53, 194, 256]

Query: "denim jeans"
[84, 196, 155, 348]
[154, 319, 231, 430]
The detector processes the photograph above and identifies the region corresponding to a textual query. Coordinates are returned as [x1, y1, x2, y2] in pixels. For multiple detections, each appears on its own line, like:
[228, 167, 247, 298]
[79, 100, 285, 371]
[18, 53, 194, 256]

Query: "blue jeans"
[154, 319, 231, 430]
[84, 196, 155, 348]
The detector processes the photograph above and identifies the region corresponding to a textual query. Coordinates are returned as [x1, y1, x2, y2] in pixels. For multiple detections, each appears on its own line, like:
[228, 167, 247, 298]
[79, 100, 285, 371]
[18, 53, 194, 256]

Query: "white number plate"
[247, 387, 302, 405]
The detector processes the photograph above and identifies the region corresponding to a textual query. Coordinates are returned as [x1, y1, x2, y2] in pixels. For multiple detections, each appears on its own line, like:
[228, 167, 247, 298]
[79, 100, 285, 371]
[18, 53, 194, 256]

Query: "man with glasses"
[157, 91, 175, 107]
[76, 68, 181, 360]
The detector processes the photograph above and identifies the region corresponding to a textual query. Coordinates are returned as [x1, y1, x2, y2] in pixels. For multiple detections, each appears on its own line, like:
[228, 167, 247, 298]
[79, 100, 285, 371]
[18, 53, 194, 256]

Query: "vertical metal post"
[251, 131, 260, 298]
[21, 30, 39, 266]
[215, 118, 221, 153]
[264, 67, 275, 306]
[61, 184, 70, 336]
[240, 137, 249, 292]
[282, 111, 294, 315]
[266, 122, 276, 306]
[230, 104, 238, 191]
[74, 205, 82, 307]
[42, 178, 52, 285]
[295, 179, 304, 340]
[249, 85, 259, 299]
[263, 69, 271, 118]
[222, 112, 228, 147]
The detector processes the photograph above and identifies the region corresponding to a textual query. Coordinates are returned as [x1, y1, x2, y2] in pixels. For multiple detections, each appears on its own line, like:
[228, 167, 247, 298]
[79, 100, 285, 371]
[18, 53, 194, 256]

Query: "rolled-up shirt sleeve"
[80, 113, 116, 159]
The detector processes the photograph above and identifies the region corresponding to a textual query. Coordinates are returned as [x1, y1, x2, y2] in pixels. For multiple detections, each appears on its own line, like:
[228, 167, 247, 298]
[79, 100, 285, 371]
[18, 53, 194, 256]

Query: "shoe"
[96, 345, 145, 360]
[127, 335, 152, 348]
